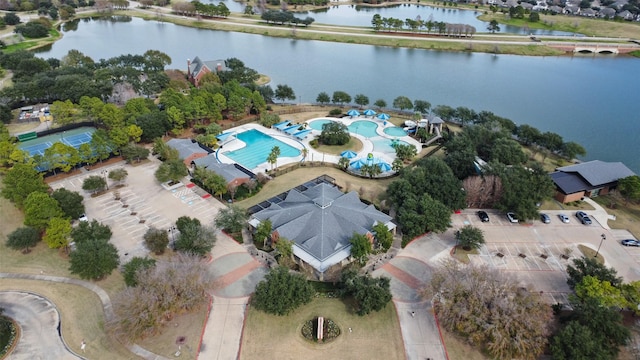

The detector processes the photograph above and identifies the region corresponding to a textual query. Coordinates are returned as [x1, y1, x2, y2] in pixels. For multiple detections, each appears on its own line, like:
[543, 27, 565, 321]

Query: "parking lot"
[49, 158, 226, 262]
[451, 209, 640, 305]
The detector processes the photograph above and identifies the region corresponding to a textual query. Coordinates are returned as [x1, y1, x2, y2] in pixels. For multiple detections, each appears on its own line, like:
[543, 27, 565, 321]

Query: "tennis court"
[18, 127, 96, 157]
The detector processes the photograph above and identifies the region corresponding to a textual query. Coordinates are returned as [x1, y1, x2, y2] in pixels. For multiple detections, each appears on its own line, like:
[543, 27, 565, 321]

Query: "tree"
[174, 222, 216, 256]
[120, 144, 150, 163]
[69, 239, 120, 280]
[338, 156, 350, 170]
[455, 225, 484, 250]
[354, 93, 369, 108]
[373, 223, 393, 251]
[143, 227, 170, 255]
[71, 220, 112, 244]
[515, 124, 541, 146]
[487, 19, 500, 33]
[3, 13, 20, 25]
[254, 219, 272, 248]
[108, 168, 129, 186]
[274, 238, 293, 261]
[575, 275, 626, 308]
[51, 188, 85, 220]
[252, 266, 314, 315]
[618, 175, 640, 203]
[491, 163, 554, 221]
[214, 205, 247, 234]
[331, 91, 351, 105]
[560, 141, 586, 160]
[24, 192, 64, 230]
[82, 175, 107, 194]
[350, 233, 372, 264]
[430, 260, 551, 359]
[489, 137, 527, 165]
[373, 99, 387, 109]
[392, 96, 413, 111]
[566, 256, 622, 289]
[340, 270, 392, 316]
[319, 121, 350, 146]
[552, 297, 630, 359]
[111, 254, 212, 339]
[267, 146, 281, 171]
[6, 226, 40, 253]
[1, 163, 48, 209]
[413, 99, 431, 114]
[316, 92, 330, 105]
[155, 159, 188, 183]
[43, 217, 72, 249]
[274, 84, 296, 102]
[122, 257, 157, 287]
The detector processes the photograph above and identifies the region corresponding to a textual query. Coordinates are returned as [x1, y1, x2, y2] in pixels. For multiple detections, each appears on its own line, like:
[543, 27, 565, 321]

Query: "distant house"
[579, 7, 596, 16]
[598, 7, 616, 18]
[192, 155, 253, 187]
[166, 138, 210, 166]
[249, 181, 395, 280]
[550, 160, 635, 203]
[619, 10, 634, 20]
[187, 56, 227, 87]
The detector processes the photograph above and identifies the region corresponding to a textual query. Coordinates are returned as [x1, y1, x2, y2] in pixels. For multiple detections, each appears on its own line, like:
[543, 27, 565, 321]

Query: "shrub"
[329, 108, 342, 116]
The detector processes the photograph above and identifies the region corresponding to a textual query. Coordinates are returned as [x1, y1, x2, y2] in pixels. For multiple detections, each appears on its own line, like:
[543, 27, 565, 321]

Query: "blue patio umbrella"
[347, 109, 360, 117]
[363, 109, 376, 117]
[349, 158, 368, 170]
[377, 113, 390, 120]
[377, 161, 392, 172]
[340, 150, 357, 159]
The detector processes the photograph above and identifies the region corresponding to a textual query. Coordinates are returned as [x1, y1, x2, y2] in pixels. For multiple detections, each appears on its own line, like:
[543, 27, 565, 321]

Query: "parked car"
[621, 239, 640, 247]
[575, 211, 592, 225]
[558, 214, 570, 223]
[540, 213, 551, 224]
[477, 211, 490, 222]
[506, 212, 519, 223]
[79, 214, 88, 222]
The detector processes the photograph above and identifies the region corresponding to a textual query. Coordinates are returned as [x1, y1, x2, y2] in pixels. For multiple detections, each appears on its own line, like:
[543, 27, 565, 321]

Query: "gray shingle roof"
[252, 183, 392, 270]
[166, 139, 207, 160]
[192, 155, 250, 183]
[556, 160, 635, 187]
[189, 56, 226, 78]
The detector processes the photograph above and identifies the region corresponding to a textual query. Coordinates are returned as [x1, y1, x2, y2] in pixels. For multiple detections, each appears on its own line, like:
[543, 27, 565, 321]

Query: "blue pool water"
[223, 129, 301, 169]
[308, 119, 335, 131]
[348, 121, 378, 138]
[383, 127, 407, 137]
[371, 138, 411, 154]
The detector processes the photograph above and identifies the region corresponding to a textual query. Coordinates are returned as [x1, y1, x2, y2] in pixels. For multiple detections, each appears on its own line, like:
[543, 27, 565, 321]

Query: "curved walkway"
[371, 234, 452, 360]
[0, 273, 168, 360]
[0, 291, 81, 360]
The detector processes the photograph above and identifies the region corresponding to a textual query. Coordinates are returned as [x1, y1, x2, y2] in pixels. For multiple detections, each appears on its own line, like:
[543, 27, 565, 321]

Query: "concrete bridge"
[548, 43, 640, 55]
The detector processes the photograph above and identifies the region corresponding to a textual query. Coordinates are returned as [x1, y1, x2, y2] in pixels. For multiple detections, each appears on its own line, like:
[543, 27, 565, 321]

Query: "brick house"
[550, 160, 635, 203]
[187, 56, 227, 87]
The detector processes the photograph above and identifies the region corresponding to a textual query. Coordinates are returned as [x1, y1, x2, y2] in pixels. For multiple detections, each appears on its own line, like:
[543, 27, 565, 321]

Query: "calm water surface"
[37, 18, 640, 173]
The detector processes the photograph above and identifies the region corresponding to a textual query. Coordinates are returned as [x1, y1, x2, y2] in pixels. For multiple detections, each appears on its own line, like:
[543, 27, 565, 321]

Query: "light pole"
[101, 170, 109, 190]
[595, 233, 606, 259]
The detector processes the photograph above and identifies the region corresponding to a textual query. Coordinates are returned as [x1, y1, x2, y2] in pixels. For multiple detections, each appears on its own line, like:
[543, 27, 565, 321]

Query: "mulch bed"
[44, 156, 124, 184]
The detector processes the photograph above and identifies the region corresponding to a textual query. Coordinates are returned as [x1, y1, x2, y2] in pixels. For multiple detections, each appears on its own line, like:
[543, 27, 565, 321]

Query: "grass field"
[235, 166, 394, 210]
[593, 195, 640, 239]
[314, 136, 363, 155]
[0, 279, 134, 359]
[240, 297, 404, 360]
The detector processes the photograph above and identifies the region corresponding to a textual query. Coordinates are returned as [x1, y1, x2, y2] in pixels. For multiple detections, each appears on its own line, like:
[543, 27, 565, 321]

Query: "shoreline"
[37, 3, 638, 58]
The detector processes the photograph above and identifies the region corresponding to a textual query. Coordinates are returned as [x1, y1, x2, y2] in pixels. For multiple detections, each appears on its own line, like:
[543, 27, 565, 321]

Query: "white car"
[506, 212, 519, 223]
[79, 214, 89, 222]
[558, 214, 570, 223]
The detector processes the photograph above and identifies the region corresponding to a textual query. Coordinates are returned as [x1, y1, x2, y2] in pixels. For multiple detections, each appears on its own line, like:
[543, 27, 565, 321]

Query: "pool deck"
[215, 118, 422, 175]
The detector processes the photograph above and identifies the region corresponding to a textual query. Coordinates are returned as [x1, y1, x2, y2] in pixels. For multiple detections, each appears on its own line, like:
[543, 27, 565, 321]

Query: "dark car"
[540, 213, 551, 224]
[621, 239, 640, 247]
[575, 211, 592, 225]
[477, 211, 490, 222]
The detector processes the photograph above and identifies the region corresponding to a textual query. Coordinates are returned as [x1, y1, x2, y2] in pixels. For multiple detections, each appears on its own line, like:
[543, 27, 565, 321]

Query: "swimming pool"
[308, 119, 336, 131]
[371, 138, 411, 154]
[222, 129, 301, 169]
[383, 127, 407, 137]
[348, 121, 378, 138]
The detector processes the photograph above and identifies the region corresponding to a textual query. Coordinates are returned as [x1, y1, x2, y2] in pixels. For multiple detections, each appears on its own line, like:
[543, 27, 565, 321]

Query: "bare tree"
[463, 175, 503, 208]
[110, 254, 212, 340]
[427, 260, 551, 359]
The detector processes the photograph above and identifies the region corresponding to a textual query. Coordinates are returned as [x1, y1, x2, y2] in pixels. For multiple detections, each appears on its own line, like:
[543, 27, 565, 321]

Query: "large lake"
[37, 17, 640, 173]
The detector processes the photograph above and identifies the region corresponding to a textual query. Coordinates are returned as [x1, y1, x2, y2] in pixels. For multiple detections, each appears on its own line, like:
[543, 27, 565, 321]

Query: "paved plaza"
[26, 158, 640, 360]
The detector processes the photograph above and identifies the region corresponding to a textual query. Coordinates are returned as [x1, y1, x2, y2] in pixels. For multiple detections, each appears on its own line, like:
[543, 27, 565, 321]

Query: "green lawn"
[240, 297, 404, 360]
